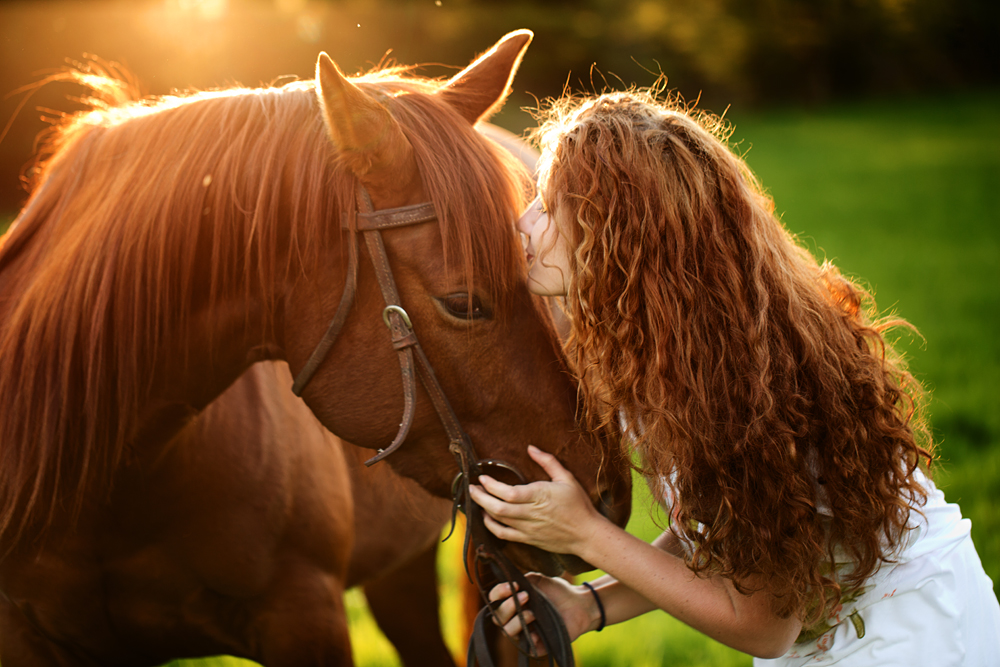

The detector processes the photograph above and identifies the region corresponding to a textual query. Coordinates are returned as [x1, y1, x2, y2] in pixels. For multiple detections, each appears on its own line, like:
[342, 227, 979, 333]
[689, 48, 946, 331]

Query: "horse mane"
[0, 62, 530, 545]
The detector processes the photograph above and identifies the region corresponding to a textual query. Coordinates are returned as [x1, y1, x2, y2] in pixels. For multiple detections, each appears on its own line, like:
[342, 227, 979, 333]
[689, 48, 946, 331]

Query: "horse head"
[284, 31, 631, 576]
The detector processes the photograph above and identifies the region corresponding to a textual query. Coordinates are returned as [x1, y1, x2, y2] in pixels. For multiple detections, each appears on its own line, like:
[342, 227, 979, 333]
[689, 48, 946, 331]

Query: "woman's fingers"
[476, 474, 513, 497]
[478, 474, 535, 502]
[482, 511, 521, 541]
[485, 585, 534, 637]
[469, 482, 537, 521]
[488, 581, 519, 604]
[496, 592, 529, 622]
[493, 591, 532, 627]
[483, 574, 570, 656]
[469, 484, 514, 520]
[502, 607, 536, 637]
[529, 630, 547, 656]
[527, 444, 575, 483]
[468, 484, 501, 515]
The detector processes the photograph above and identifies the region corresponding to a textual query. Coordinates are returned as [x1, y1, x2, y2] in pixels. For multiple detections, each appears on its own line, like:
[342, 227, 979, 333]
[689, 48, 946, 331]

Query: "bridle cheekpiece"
[291, 182, 575, 666]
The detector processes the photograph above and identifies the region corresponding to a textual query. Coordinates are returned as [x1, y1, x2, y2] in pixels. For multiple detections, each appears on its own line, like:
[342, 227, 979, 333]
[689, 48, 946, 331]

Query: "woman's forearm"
[583, 576, 657, 628]
[581, 531, 684, 625]
[471, 448, 801, 657]
[577, 522, 802, 658]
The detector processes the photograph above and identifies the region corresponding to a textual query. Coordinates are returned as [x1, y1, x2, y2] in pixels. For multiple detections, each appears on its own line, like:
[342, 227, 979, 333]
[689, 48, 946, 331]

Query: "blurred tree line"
[1, 0, 996, 212]
[382, 0, 999, 107]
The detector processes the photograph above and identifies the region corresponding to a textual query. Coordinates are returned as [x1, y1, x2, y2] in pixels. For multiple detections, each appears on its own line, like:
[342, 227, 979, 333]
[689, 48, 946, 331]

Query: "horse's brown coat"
[0, 31, 631, 666]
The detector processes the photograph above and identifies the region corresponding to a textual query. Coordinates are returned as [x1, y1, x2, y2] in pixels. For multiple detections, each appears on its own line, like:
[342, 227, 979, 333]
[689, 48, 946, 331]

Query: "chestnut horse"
[174, 126, 548, 667]
[0, 31, 632, 667]
[170, 122, 545, 667]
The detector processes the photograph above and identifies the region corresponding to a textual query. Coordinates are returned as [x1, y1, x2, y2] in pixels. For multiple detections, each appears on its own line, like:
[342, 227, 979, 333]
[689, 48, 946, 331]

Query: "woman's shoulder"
[902, 468, 971, 560]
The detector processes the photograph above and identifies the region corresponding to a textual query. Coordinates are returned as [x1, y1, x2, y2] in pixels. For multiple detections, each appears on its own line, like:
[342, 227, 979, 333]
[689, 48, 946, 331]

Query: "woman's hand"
[472, 450, 804, 659]
[487, 576, 602, 653]
[469, 445, 603, 555]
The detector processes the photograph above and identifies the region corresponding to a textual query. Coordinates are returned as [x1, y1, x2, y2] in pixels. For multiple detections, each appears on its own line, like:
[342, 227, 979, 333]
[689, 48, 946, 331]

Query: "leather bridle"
[291, 182, 575, 667]
[291, 183, 469, 467]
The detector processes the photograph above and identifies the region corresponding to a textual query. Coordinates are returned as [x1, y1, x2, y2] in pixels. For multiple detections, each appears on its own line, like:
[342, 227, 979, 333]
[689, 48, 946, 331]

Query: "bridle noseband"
[292, 182, 575, 667]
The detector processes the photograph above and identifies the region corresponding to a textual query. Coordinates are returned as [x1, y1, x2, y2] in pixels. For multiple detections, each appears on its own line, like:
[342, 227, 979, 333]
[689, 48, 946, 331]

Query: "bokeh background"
[2, 0, 998, 212]
[1, 1, 997, 666]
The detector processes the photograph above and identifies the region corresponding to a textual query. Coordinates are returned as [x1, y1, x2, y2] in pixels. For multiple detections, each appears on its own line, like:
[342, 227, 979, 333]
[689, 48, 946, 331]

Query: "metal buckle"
[382, 304, 412, 329]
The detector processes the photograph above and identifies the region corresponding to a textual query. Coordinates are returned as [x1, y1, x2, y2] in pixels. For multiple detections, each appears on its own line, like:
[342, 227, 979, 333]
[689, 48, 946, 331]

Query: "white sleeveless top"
[755, 471, 1000, 666]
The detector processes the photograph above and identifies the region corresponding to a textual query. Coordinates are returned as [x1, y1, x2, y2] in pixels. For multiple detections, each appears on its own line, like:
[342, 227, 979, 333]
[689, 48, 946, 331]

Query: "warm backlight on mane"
[0, 32, 634, 665]
[0, 62, 529, 545]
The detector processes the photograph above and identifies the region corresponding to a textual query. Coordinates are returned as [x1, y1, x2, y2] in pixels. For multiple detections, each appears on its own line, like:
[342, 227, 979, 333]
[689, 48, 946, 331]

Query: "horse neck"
[0, 165, 306, 455]
[0, 89, 355, 545]
[148, 283, 285, 414]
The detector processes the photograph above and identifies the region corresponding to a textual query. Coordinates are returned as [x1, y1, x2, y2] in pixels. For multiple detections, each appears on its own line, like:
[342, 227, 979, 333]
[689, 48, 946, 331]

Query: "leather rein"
[291, 183, 575, 667]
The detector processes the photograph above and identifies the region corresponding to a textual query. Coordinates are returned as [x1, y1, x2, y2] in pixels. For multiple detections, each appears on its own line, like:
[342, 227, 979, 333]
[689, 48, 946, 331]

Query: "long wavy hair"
[533, 88, 933, 623]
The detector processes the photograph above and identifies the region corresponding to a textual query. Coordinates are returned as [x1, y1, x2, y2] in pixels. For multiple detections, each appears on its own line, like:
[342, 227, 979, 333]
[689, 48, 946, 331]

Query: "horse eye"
[439, 293, 490, 320]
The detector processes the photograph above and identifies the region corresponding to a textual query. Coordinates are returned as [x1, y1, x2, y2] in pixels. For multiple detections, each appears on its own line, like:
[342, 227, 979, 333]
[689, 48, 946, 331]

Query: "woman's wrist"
[581, 581, 606, 633]
[572, 510, 620, 569]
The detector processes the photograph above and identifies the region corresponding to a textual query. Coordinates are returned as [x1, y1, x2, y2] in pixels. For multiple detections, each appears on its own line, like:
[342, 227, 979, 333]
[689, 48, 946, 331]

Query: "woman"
[469, 89, 1000, 664]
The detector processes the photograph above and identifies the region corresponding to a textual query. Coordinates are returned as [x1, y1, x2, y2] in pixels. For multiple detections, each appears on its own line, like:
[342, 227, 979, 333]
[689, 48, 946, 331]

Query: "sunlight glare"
[298, 15, 322, 43]
[167, 0, 228, 22]
[275, 0, 308, 13]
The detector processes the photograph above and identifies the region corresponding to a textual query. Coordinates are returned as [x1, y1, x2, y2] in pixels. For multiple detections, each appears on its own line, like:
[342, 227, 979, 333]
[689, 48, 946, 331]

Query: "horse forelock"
[377, 81, 532, 308]
[0, 65, 531, 546]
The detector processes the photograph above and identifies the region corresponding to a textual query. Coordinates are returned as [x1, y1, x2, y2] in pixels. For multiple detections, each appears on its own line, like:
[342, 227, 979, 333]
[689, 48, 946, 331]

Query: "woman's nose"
[516, 207, 535, 235]
[516, 198, 543, 235]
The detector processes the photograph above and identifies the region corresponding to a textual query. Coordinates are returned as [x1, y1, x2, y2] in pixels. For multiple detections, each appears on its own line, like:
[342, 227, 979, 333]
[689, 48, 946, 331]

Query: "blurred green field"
[2, 90, 997, 667]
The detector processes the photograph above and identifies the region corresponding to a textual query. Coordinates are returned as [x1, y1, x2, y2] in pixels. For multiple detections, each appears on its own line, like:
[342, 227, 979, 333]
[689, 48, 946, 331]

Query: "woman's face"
[516, 196, 572, 296]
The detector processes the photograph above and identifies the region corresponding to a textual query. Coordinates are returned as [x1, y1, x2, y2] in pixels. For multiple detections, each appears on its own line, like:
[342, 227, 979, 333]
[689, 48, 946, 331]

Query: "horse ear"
[315, 52, 417, 184]
[439, 30, 533, 124]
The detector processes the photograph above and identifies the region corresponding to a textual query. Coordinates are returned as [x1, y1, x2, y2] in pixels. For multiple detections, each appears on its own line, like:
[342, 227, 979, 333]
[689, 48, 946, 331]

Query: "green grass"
[4, 90, 998, 666]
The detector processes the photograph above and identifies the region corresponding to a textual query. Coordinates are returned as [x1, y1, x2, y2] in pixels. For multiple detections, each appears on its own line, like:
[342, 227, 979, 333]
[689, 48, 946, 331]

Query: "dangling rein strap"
[467, 589, 575, 667]
[453, 467, 576, 667]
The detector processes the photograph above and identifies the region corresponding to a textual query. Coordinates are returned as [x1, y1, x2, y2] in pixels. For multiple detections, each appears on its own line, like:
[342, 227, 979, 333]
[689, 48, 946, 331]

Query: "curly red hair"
[532, 88, 933, 623]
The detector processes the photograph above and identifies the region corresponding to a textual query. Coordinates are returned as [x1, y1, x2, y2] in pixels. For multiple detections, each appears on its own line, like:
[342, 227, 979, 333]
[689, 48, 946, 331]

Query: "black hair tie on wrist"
[581, 581, 606, 632]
